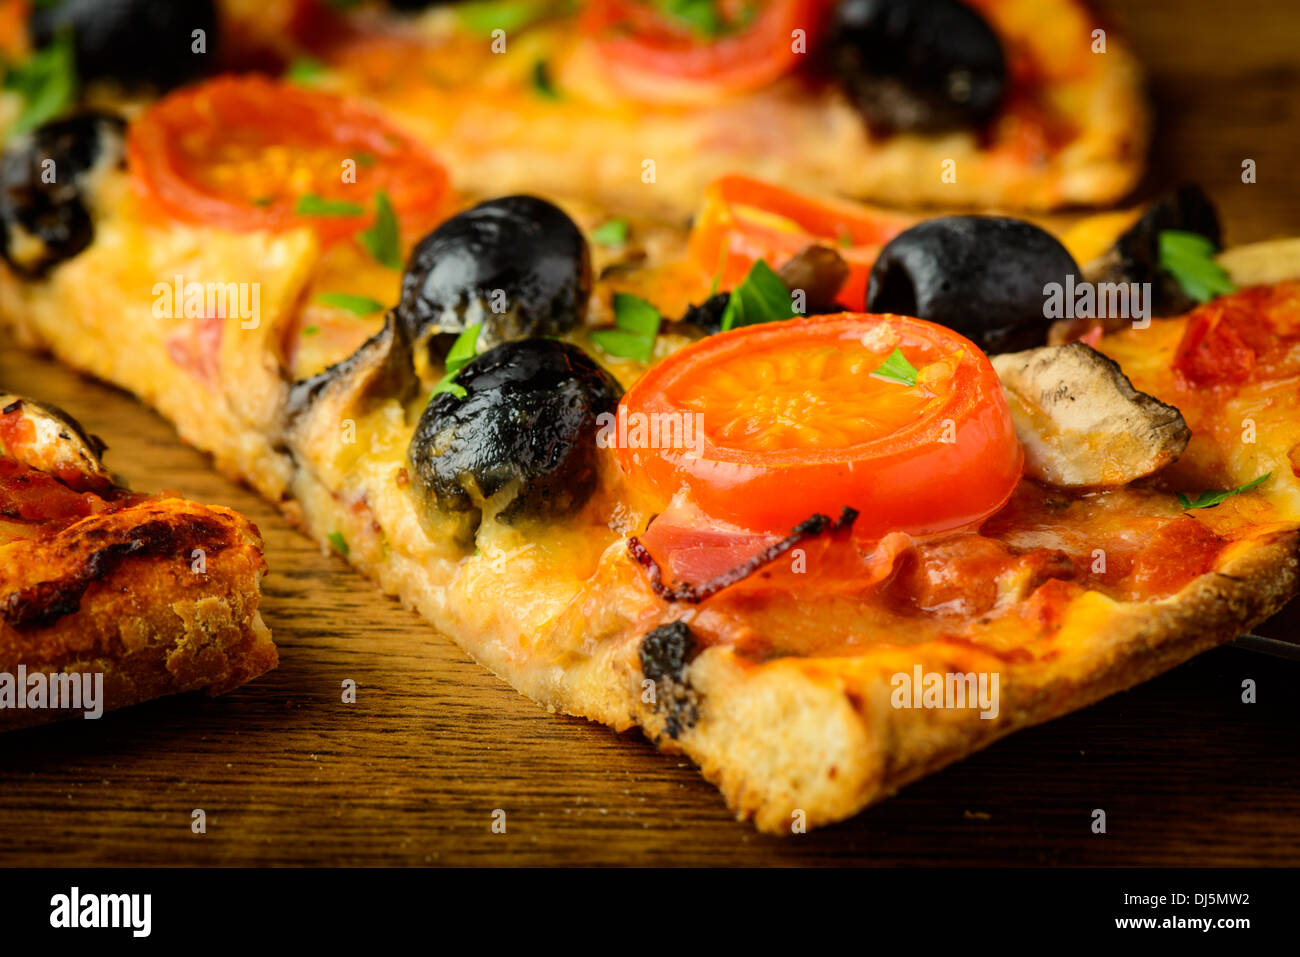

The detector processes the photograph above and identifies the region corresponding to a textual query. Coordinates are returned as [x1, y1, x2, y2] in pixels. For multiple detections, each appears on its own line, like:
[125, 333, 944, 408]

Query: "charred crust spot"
[2, 399, 22, 416]
[1, 517, 229, 630]
[640, 621, 700, 739]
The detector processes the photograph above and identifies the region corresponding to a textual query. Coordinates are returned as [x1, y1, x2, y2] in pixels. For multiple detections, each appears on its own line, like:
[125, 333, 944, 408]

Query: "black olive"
[30, 0, 218, 89]
[866, 216, 1080, 353]
[1085, 185, 1223, 317]
[675, 293, 731, 336]
[396, 195, 592, 368]
[829, 0, 1007, 134]
[0, 111, 126, 279]
[407, 339, 621, 539]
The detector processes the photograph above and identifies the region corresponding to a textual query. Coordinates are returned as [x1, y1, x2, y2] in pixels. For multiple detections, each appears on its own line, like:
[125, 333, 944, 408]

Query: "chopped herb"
[327, 531, 349, 556]
[430, 323, 483, 400]
[301, 325, 321, 337]
[326, 0, 362, 9]
[251, 196, 273, 207]
[458, 0, 551, 35]
[720, 259, 796, 331]
[286, 56, 327, 85]
[316, 292, 387, 315]
[3, 30, 76, 135]
[355, 152, 376, 168]
[358, 190, 403, 269]
[837, 229, 855, 248]
[532, 59, 560, 100]
[295, 194, 365, 216]
[591, 293, 661, 363]
[591, 218, 629, 246]
[869, 348, 920, 387]
[1177, 473, 1270, 510]
[654, 0, 724, 37]
[1159, 229, 1237, 304]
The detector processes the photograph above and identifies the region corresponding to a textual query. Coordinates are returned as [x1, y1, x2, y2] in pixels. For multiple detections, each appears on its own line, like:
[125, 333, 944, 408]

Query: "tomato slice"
[127, 74, 449, 244]
[614, 313, 1023, 537]
[579, 0, 827, 103]
[688, 175, 913, 310]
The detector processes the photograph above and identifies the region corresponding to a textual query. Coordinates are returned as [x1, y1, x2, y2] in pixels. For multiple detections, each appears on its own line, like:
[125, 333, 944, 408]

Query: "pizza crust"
[657, 528, 1298, 832]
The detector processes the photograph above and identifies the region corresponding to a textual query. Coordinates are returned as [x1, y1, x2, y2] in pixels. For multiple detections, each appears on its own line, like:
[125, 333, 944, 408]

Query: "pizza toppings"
[127, 75, 448, 244]
[829, 0, 1007, 134]
[866, 216, 1080, 353]
[991, 343, 1190, 488]
[578, 0, 822, 103]
[687, 175, 912, 312]
[614, 313, 1022, 538]
[0, 395, 112, 494]
[395, 196, 592, 375]
[29, 0, 218, 90]
[0, 111, 126, 278]
[1083, 185, 1225, 316]
[407, 339, 622, 542]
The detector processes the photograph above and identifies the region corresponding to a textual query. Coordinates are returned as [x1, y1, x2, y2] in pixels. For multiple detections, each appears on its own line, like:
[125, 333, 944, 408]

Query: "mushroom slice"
[0, 394, 112, 491]
[991, 343, 1190, 488]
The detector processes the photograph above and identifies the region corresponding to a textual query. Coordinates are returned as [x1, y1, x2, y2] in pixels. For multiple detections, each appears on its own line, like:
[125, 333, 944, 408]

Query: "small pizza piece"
[0, 395, 276, 731]
[992, 342, 1190, 487]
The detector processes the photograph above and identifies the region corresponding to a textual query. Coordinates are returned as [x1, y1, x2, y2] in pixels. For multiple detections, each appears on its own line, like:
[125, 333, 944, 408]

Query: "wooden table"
[2, 0, 1300, 866]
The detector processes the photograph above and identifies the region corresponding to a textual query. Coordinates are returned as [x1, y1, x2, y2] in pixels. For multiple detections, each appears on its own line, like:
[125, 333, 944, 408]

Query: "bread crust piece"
[0, 497, 277, 731]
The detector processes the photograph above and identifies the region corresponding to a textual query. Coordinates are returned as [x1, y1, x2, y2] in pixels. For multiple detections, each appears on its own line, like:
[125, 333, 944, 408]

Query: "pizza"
[0, 0, 1147, 213]
[0, 393, 277, 730]
[1, 1, 1296, 833]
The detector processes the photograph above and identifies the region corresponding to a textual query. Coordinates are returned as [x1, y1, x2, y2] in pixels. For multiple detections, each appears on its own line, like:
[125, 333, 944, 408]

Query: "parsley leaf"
[1159, 229, 1237, 304]
[358, 190, 403, 269]
[869, 348, 919, 387]
[458, 0, 552, 35]
[301, 325, 321, 337]
[1177, 472, 1270, 510]
[654, 0, 724, 37]
[591, 293, 661, 363]
[591, 218, 629, 247]
[286, 56, 327, 85]
[430, 324, 483, 400]
[4, 30, 76, 136]
[315, 292, 387, 316]
[532, 59, 560, 100]
[720, 259, 796, 331]
[327, 531, 350, 556]
[295, 194, 365, 216]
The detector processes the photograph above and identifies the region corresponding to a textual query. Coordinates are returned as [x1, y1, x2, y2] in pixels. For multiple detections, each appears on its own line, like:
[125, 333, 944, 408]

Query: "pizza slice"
[0, 393, 277, 730]
[1, 0, 1147, 213]
[2, 76, 1298, 829]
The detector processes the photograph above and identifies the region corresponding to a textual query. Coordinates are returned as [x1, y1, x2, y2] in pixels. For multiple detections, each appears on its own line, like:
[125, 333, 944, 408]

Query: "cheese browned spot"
[992, 342, 1190, 487]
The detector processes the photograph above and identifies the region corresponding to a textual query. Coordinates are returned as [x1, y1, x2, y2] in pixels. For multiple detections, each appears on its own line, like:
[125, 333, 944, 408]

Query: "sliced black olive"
[1084, 185, 1223, 317]
[0, 111, 126, 279]
[674, 292, 732, 336]
[829, 0, 1007, 134]
[866, 216, 1080, 353]
[396, 195, 592, 369]
[407, 339, 621, 541]
[30, 0, 218, 89]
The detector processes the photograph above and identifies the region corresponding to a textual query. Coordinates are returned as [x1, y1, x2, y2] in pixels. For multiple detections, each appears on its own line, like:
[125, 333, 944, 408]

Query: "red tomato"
[688, 175, 914, 310]
[127, 75, 449, 244]
[579, 0, 828, 103]
[614, 313, 1023, 537]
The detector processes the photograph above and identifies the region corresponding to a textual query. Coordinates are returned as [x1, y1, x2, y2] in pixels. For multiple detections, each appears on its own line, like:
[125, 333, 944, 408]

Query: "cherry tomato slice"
[688, 175, 913, 310]
[614, 313, 1023, 537]
[127, 74, 449, 244]
[579, 0, 827, 103]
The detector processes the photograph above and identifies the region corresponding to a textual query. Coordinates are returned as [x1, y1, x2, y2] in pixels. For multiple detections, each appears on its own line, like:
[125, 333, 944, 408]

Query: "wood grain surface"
[2, 0, 1300, 866]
